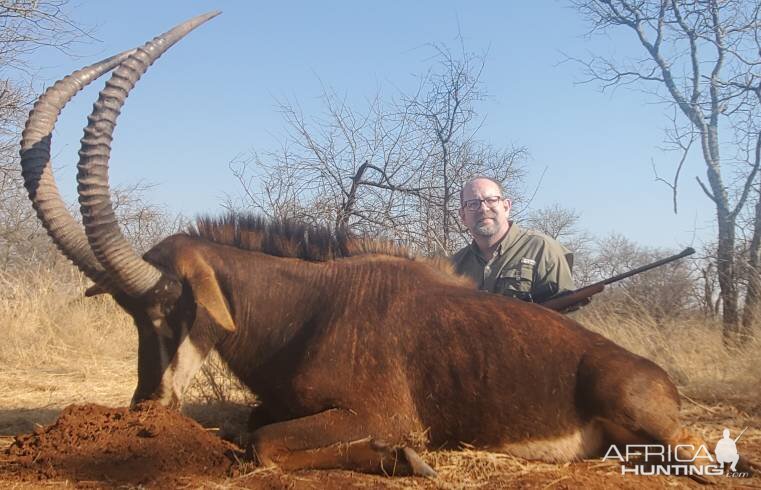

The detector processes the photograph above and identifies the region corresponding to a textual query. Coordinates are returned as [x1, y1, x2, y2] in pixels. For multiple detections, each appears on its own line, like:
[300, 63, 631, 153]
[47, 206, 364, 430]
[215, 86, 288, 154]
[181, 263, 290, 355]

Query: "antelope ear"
[176, 251, 236, 332]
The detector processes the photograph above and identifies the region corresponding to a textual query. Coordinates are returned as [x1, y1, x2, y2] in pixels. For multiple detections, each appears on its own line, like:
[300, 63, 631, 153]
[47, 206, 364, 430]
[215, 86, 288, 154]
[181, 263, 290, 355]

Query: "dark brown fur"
[127, 214, 703, 476]
[190, 214, 415, 262]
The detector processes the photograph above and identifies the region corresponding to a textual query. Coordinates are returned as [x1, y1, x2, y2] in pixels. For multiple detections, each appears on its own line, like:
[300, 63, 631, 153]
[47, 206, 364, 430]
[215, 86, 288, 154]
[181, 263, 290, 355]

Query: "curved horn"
[77, 11, 220, 297]
[20, 50, 136, 290]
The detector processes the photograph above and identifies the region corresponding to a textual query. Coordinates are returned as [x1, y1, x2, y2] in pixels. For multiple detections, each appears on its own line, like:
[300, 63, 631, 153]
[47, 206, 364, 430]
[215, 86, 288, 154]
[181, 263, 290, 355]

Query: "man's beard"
[473, 216, 499, 236]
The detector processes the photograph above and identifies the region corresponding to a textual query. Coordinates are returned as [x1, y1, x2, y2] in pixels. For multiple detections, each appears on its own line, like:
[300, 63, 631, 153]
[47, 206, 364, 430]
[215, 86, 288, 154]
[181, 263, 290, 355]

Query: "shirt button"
[484, 266, 491, 274]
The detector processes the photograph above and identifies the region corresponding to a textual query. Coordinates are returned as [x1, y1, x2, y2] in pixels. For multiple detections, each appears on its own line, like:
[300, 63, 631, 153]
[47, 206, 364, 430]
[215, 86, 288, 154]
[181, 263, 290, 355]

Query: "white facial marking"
[155, 328, 208, 406]
[170, 334, 207, 399]
[157, 335, 175, 405]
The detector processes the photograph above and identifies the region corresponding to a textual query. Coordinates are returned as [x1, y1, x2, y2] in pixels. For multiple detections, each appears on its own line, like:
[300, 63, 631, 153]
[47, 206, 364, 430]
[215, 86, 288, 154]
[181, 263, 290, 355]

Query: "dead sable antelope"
[20, 12, 721, 477]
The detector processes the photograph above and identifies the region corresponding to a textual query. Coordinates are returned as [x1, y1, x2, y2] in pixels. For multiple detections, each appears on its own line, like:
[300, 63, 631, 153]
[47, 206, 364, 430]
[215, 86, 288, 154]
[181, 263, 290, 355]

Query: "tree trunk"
[701, 263, 715, 320]
[741, 190, 761, 337]
[440, 143, 450, 252]
[717, 213, 740, 347]
[701, 120, 744, 346]
[335, 162, 369, 231]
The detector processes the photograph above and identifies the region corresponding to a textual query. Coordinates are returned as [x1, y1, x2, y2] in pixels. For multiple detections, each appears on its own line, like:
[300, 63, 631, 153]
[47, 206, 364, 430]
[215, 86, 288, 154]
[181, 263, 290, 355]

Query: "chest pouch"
[494, 261, 535, 301]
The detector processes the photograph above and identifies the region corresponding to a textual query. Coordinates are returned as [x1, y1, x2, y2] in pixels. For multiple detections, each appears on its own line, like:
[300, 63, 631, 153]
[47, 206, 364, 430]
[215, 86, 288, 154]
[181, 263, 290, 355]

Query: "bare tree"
[110, 181, 189, 254]
[582, 233, 699, 320]
[229, 43, 528, 254]
[692, 242, 723, 319]
[225, 87, 430, 237]
[741, 185, 761, 329]
[525, 203, 595, 284]
[570, 0, 761, 344]
[403, 43, 527, 252]
[526, 203, 584, 242]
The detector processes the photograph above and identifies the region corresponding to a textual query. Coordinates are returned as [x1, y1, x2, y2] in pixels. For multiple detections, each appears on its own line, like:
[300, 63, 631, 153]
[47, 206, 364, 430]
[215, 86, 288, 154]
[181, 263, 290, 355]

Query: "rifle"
[734, 427, 748, 443]
[539, 247, 696, 312]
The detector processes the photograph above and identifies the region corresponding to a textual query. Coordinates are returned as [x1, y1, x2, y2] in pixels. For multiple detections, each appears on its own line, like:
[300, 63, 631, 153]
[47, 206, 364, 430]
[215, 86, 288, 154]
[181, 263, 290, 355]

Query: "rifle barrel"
[733, 426, 748, 443]
[601, 247, 695, 286]
[538, 247, 695, 310]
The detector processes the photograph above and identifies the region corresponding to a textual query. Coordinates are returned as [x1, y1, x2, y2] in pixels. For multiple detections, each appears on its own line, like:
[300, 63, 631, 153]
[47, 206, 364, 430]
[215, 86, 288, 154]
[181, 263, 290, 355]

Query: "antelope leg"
[250, 408, 435, 477]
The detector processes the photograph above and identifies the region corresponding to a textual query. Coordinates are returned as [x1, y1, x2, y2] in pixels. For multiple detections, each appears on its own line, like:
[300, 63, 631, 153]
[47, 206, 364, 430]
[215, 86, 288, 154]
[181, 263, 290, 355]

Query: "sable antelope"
[20, 12, 724, 477]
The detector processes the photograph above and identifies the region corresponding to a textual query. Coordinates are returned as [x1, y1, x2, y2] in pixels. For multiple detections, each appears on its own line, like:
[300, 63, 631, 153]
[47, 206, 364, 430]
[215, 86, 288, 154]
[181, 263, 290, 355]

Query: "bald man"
[452, 177, 575, 304]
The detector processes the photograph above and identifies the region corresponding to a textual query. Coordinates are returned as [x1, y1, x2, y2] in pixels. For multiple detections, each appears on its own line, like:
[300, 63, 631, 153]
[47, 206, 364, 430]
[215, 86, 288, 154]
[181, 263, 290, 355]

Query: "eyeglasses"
[461, 196, 505, 211]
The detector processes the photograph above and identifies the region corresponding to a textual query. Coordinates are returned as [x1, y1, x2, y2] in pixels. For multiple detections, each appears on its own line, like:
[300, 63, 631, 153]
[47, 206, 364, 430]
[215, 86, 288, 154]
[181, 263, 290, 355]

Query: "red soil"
[0, 402, 240, 487]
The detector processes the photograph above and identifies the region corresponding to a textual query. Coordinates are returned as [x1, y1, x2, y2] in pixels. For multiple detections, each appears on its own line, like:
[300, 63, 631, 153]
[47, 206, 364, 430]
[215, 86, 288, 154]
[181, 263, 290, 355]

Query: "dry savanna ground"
[1, 266, 760, 488]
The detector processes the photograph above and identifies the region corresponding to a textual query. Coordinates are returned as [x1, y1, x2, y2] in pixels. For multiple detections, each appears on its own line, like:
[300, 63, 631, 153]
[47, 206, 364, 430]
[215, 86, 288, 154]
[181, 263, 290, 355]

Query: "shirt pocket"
[495, 262, 535, 300]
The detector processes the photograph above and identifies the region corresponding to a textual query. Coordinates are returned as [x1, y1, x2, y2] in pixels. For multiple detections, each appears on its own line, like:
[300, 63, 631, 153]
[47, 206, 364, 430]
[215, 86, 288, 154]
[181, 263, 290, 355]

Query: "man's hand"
[559, 297, 592, 314]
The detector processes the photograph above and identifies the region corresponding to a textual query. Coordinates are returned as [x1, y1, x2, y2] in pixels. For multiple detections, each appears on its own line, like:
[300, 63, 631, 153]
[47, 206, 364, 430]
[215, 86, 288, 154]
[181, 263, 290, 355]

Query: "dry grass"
[576, 303, 761, 405]
[0, 266, 136, 413]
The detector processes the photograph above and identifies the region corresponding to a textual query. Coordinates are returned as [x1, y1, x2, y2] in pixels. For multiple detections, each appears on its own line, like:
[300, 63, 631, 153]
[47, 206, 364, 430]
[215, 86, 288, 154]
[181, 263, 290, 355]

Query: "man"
[452, 177, 575, 304]
[715, 428, 740, 472]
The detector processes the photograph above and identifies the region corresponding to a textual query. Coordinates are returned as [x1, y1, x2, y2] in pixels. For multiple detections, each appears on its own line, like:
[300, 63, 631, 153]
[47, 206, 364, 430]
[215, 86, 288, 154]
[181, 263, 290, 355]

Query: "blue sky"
[30, 1, 716, 250]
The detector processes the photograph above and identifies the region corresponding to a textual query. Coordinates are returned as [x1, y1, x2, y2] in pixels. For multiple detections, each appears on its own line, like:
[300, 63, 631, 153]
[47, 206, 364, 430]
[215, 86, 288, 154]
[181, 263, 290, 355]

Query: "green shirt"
[452, 222, 575, 303]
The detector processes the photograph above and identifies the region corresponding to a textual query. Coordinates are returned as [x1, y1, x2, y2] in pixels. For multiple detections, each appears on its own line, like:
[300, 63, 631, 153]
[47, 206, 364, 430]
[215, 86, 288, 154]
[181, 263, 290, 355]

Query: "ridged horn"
[77, 11, 220, 298]
[20, 49, 136, 290]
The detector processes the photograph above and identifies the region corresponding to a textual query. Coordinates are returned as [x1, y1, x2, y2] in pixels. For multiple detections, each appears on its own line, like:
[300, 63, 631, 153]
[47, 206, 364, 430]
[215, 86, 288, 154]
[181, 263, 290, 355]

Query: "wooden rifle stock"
[540, 283, 605, 311]
[539, 247, 696, 312]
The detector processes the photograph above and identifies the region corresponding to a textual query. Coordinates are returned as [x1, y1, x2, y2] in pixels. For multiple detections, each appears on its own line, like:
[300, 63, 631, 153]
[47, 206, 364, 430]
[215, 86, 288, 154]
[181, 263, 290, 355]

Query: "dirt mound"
[0, 402, 240, 486]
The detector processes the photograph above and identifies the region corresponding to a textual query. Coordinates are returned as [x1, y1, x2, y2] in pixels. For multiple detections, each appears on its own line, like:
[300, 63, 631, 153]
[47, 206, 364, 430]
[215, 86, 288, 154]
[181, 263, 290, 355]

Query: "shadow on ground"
[0, 400, 252, 437]
[0, 408, 61, 436]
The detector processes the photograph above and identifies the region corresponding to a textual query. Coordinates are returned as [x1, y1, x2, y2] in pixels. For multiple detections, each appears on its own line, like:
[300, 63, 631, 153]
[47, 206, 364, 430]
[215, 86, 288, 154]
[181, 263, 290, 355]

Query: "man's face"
[459, 178, 511, 238]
